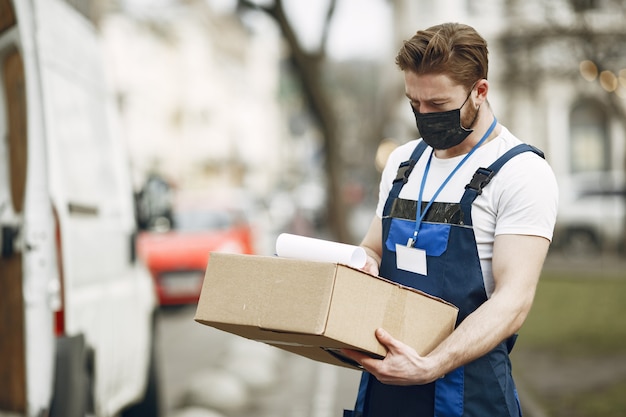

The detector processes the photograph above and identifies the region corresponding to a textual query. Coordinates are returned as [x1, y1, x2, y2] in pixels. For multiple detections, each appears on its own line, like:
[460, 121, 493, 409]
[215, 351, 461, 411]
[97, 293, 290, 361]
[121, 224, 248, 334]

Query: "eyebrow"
[405, 93, 450, 103]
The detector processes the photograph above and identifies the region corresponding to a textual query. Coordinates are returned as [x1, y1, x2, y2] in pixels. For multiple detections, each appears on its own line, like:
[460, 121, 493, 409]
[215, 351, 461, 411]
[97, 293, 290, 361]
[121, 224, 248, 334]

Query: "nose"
[417, 104, 438, 114]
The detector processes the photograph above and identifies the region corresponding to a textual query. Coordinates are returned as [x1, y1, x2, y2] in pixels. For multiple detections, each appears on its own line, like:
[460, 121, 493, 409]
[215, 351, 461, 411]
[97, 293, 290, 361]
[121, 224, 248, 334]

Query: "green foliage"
[545, 379, 626, 417]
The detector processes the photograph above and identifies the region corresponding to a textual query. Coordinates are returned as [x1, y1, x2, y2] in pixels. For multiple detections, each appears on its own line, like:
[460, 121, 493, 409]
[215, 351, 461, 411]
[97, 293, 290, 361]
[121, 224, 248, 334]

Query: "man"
[341, 22, 558, 417]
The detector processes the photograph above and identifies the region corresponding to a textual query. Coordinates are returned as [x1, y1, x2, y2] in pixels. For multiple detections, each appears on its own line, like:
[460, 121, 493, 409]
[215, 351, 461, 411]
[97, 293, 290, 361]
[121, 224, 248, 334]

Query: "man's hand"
[359, 216, 383, 276]
[341, 328, 441, 386]
[361, 254, 380, 276]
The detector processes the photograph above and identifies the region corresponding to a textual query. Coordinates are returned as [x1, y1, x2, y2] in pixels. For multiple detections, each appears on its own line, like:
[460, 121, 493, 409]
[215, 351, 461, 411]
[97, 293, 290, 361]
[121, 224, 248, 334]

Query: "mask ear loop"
[460, 83, 476, 108]
[460, 81, 481, 130]
[464, 104, 481, 130]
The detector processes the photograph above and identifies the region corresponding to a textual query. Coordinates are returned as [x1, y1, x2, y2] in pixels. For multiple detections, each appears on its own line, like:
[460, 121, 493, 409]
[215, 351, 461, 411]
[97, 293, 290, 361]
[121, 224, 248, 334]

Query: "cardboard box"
[194, 253, 458, 370]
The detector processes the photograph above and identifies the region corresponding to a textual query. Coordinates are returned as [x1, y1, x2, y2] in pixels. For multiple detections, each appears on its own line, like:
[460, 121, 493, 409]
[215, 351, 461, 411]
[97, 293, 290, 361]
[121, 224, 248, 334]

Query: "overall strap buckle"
[393, 159, 417, 184]
[465, 167, 495, 196]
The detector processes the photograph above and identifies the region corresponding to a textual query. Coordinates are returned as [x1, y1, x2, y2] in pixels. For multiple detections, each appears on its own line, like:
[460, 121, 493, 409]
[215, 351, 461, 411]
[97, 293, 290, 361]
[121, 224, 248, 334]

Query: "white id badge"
[395, 243, 428, 276]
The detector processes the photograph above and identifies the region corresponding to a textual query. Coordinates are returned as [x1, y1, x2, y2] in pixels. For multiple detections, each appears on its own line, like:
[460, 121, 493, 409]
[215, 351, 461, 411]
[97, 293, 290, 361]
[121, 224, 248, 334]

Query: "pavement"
[542, 251, 626, 278]
[158, 306, 360, 417]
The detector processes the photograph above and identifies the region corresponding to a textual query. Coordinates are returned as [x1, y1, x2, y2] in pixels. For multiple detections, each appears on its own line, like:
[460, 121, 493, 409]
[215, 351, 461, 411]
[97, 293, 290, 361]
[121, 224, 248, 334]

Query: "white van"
[0, 0, 159, 416]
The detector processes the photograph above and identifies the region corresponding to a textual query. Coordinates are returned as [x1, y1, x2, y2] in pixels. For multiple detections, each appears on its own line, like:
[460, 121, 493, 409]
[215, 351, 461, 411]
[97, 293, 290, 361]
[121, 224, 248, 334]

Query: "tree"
[236, 0, 403, 244]
[236, 0, 354, 242]
[81, 0, 399, 243]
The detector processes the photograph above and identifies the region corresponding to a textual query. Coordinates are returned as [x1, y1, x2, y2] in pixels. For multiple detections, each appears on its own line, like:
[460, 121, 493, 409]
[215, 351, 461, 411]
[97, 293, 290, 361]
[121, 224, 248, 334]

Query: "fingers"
[340, 329, 396, 369]
[375, 328, 401, 351]
[339, 348, 374, 369]
[344, 329, 437, 386]
[361, 256, 380, 276]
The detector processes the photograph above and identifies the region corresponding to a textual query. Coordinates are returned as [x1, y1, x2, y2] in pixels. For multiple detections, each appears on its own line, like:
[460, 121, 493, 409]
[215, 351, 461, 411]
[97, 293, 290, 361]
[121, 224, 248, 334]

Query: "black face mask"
[411, 88, 478, 150]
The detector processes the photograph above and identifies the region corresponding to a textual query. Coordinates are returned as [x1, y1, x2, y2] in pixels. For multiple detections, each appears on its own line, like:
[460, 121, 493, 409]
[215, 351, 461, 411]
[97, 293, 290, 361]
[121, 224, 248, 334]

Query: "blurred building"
[100, 2, 292, 202]
[390, 0, 626, 254]
[98, 1, 335, 252]
[97, 0, 625, 253]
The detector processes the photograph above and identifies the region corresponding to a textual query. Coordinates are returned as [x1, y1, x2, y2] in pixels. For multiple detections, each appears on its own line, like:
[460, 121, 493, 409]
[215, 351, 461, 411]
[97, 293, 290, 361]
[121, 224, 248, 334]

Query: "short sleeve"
[492, 153, 559, 241]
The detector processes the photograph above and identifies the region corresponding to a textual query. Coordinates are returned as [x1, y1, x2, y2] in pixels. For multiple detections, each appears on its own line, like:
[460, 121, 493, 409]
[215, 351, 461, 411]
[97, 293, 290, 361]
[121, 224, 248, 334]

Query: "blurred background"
[103, 1, 626, 416]
[92, 0, 626, 257]
[2, 0, 626, 417]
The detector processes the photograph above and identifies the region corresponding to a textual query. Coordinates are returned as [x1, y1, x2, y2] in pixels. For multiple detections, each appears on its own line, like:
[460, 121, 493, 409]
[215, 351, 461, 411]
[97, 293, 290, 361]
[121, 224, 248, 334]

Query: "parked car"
[553, 176, 625, 256]
[137, 208, 256, 306]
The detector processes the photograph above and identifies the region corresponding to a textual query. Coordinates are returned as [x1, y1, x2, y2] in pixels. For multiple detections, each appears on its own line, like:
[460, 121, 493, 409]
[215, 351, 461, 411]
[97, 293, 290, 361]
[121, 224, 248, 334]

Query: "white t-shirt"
[375, 127, 558, 297]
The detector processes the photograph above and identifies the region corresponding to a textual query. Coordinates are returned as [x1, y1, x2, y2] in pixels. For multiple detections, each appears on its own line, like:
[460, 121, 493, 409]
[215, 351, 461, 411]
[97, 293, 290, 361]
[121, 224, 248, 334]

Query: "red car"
[137, 209, 255, 306]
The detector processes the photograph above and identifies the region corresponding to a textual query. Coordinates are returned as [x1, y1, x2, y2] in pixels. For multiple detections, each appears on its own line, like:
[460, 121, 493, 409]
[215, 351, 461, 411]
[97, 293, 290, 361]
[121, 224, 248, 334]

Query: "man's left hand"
[340, 328, 441, 386]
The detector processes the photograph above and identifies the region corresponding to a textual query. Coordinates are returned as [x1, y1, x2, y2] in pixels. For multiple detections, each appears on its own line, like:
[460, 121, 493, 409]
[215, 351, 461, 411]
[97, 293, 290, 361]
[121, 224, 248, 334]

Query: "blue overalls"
[345, 138, 544, 417]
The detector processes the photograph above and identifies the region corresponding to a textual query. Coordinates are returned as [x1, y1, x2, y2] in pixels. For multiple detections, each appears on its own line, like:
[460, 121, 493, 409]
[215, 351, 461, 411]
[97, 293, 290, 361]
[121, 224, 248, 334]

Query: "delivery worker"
[341, 22, 558, 417]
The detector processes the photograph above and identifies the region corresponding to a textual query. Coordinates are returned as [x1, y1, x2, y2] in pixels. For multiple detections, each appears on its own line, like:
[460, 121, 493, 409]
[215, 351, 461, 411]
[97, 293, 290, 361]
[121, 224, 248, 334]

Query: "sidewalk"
[543, 252, 626, 278]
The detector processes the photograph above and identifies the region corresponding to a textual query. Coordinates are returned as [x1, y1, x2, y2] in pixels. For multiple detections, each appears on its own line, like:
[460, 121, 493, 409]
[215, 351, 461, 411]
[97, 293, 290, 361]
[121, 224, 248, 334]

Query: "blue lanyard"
[410, 118, 498, 247]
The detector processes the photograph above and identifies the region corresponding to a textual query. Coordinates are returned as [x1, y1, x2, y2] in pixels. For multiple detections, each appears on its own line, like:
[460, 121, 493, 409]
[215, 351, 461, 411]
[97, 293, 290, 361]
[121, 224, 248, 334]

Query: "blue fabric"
[434, 367, 465, 417]
[354, 372, 370, 413]
[386, 219, 450, 256]
[385, 218, 413, 251]
[514, 388, 522, 417]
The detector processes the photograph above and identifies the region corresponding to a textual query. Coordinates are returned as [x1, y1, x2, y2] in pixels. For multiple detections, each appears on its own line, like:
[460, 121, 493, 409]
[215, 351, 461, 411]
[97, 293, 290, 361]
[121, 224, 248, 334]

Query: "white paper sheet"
[275, 233, 367, 269]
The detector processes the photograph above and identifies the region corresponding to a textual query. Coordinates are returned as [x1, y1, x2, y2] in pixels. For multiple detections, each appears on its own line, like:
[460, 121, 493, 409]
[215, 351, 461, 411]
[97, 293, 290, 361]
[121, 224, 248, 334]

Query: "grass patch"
[545, 378, 626, 417]
[517, 272, 626, 355]
[515, 269, 626, 417]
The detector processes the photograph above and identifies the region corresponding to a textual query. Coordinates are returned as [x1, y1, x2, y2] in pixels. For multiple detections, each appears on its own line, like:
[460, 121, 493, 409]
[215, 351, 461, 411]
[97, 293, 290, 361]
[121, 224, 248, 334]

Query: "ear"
[474, 79, 489, 105]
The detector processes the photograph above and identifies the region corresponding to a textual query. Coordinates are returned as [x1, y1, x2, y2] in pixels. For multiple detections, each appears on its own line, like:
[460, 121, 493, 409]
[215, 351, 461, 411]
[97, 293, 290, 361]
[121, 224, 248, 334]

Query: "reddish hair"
[395, 22, 488, 90]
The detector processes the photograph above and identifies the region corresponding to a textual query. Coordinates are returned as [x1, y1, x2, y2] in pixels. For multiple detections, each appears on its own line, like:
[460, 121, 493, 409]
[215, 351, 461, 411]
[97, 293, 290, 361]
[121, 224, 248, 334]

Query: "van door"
[0, 30, 28, 416]
[2, 1, 58, 414]
[29, 0, 158, 414]
[2, 0, 158, 414]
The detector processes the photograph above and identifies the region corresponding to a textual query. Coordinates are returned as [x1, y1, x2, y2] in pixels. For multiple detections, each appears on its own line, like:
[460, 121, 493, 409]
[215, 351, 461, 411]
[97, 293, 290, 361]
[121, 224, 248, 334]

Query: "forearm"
[425, 289, 533, 378]
[427, 234, 549, 378]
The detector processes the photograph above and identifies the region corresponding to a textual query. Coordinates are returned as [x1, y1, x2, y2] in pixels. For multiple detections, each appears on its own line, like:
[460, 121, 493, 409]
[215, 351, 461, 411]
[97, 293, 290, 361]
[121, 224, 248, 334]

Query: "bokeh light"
[599, 70, 618, 92]
[579, 60, 598, 81]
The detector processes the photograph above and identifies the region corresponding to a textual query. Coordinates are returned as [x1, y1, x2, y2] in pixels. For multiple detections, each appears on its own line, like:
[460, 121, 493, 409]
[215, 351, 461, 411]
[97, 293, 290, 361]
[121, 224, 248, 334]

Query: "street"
[156, 305, 362, 417]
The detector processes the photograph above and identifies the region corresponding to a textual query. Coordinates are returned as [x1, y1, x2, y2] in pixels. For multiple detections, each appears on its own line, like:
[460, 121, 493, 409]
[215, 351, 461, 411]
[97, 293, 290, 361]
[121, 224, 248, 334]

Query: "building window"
[569, 99, 610, 173]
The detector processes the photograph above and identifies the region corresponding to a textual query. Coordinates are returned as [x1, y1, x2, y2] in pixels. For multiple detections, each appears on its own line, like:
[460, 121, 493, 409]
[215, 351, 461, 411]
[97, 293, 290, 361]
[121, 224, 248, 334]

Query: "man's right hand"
[361, 255, 380, 276]
[359, 216, 383, 276]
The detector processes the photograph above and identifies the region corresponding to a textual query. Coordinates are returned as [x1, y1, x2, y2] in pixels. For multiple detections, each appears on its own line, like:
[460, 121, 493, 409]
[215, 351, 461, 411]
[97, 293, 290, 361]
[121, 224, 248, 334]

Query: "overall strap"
[461, 143, 545, 210]
[382, 140, 429, 216]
